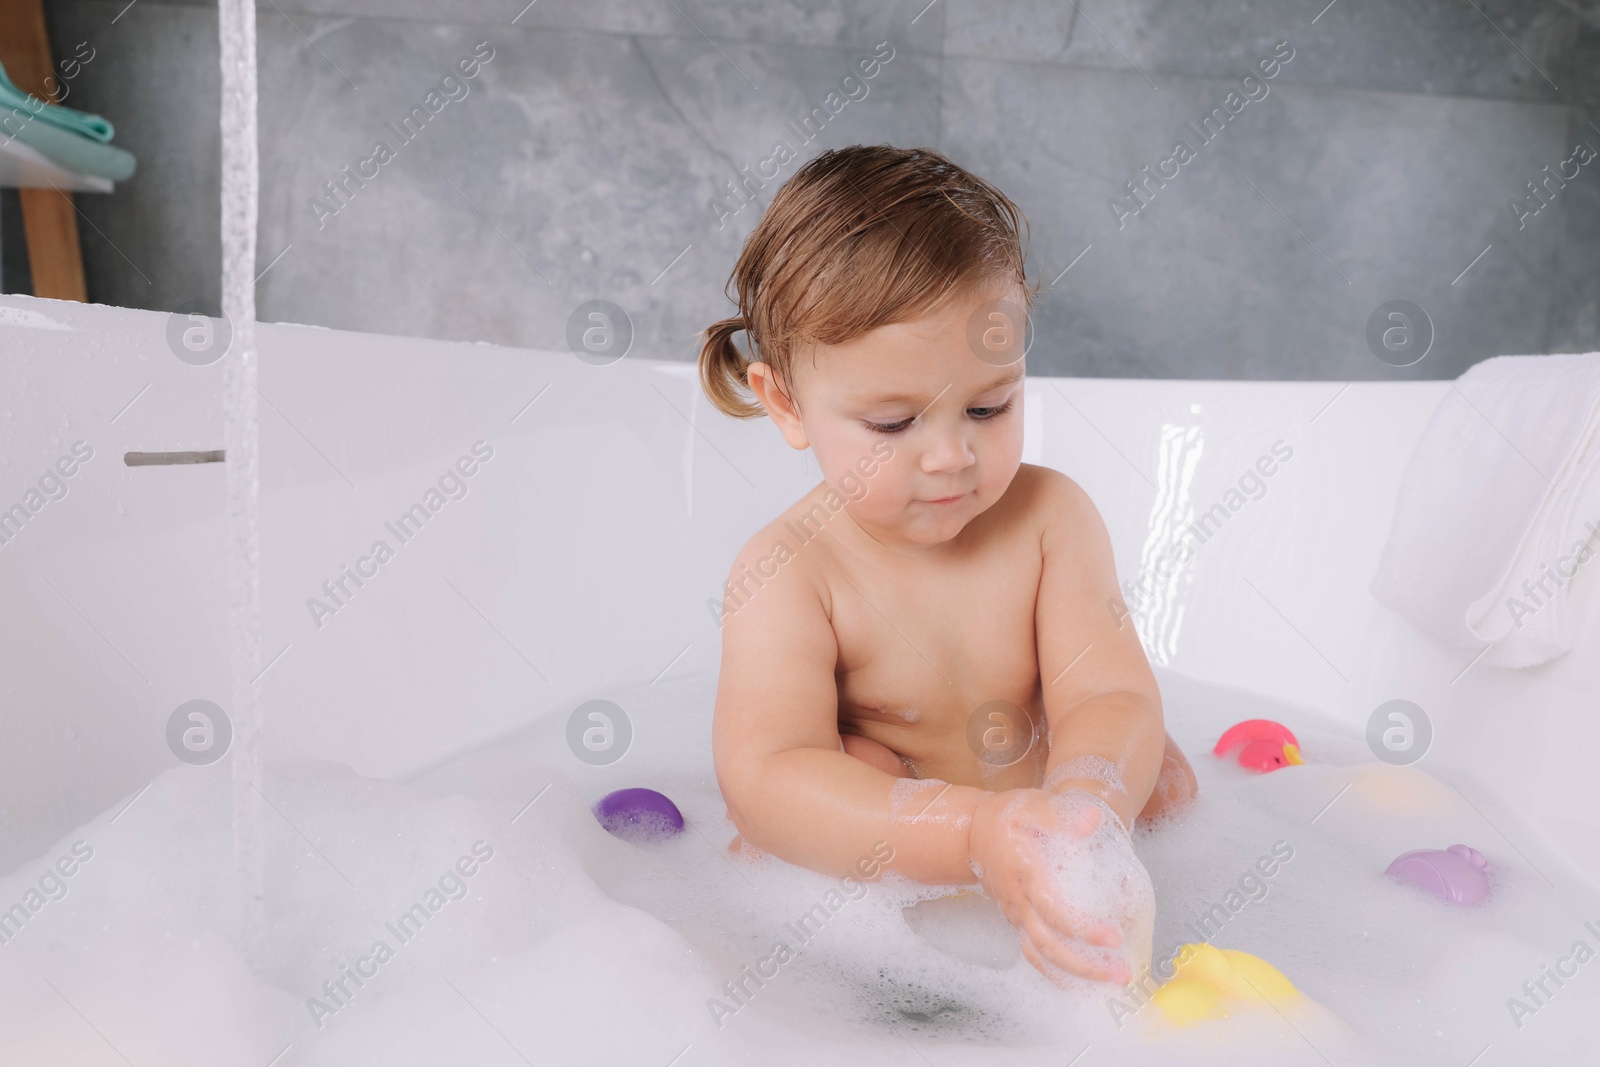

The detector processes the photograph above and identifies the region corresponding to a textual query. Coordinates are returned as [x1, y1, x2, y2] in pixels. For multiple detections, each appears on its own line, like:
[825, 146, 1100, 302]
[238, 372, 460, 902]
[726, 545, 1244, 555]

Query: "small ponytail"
[698, 315, 763, 419]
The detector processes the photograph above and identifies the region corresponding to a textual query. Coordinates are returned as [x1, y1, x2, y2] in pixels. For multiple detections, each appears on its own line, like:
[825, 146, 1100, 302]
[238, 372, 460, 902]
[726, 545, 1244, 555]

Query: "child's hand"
[968, 788, 1135, 986]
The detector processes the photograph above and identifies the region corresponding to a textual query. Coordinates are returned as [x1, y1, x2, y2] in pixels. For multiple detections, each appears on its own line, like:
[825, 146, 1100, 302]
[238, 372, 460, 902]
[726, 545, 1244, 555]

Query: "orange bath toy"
[1213, 719, 1303, 773]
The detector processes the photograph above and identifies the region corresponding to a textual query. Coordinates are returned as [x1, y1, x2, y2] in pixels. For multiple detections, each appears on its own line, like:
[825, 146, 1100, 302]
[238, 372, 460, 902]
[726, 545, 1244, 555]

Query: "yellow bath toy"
[1343, 762, 1458, 815]
[1150, 943, 1300, 1026]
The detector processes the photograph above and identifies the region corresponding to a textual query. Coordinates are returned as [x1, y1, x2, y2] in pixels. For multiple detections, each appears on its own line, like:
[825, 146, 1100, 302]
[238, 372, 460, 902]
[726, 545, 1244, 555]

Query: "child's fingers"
[1017, 921, 1128, 986]
[1014, 904, 1128, 984]
[1017, 923, 1090, 987]
[1051, 793, 1105, 838]
[1027, 871, 1122, 948]
[1016, 926, 1061, 985]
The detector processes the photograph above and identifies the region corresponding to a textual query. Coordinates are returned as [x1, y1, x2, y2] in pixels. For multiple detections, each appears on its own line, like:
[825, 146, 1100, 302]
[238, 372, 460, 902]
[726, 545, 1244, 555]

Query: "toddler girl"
[698, 145, 1197, 985]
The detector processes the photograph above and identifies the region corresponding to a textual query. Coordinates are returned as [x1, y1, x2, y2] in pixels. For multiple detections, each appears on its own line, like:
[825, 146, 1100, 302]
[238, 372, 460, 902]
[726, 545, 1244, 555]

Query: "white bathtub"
[3, 294, 1597, 1064]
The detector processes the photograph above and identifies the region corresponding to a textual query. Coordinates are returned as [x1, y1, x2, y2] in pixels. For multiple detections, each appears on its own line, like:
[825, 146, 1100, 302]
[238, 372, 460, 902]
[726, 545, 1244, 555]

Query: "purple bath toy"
[593, 788, 685, 842]
[1385, 844, 1492, 905]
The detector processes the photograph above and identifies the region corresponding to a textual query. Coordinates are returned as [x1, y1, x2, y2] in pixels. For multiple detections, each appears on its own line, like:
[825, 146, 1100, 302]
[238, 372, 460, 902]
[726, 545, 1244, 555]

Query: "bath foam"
[1046, 753, 1128, 798]
[901, 889, 1022, 971]
[887, 776, 970, 829]
[4, 666, 1600, 1064]
[1038, 790, 1157, 986]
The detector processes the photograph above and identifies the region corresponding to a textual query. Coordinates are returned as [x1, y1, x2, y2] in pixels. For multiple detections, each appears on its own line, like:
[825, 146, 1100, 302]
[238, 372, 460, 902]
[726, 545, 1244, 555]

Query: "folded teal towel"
[0, 61, 114, 142]
[1, 107, 135, 182]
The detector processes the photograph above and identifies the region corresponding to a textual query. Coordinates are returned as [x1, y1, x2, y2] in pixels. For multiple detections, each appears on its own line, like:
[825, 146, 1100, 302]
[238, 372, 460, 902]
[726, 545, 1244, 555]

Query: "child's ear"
[746, 362, 809, 451]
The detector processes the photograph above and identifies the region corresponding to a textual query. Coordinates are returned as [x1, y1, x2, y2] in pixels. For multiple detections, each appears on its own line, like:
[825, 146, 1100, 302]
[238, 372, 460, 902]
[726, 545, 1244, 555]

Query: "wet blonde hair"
[698, 144, 1035, 419]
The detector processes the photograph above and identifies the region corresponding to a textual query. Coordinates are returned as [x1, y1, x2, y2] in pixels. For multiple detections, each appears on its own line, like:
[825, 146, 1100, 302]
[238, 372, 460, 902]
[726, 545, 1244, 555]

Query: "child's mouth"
[923, 493, 968, 505]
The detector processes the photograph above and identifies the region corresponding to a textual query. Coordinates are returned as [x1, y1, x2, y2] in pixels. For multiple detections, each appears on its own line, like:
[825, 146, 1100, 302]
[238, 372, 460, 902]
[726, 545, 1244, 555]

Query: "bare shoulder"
[1005, 464, 1120, 600]
[719, 483, 837, 628]
[1004, 463, 1103, 537]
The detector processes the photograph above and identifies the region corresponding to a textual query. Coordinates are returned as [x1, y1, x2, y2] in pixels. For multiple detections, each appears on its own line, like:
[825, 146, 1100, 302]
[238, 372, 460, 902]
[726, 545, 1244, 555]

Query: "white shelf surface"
[0, 136, 113, 192]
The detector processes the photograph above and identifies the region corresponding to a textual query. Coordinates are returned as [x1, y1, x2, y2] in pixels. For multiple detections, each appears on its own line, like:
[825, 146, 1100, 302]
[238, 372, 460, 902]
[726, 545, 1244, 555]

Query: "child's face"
[763, 280, 1028, 547]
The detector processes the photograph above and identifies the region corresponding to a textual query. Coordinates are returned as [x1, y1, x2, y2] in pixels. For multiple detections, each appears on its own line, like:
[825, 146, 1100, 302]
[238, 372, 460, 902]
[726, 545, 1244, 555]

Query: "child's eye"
[967, 399, 1014, 420]
[864, 398, 1013, 434]
[864, 418, 914, 434]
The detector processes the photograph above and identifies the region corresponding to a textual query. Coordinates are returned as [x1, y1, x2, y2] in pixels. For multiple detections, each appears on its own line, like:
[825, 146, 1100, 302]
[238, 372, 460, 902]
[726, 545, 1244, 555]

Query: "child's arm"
[1032, 471, 1166, 825]
[962, 469, 1164, 986]
[711, 541, 985, 885]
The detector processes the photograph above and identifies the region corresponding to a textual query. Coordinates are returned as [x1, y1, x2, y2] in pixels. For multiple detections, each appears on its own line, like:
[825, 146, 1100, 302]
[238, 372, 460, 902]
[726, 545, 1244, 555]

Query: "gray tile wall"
[30, 0, 1600, 379]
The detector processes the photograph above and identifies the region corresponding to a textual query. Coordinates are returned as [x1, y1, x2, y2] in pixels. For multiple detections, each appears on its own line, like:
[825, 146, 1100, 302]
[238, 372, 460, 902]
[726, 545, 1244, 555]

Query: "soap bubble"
[1040, 790, 1156, 985]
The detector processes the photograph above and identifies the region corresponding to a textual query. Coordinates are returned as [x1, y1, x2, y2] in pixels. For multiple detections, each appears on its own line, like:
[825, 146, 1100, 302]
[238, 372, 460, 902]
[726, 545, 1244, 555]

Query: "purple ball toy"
[1385, 844, 1492, 905]
[593, 788, 685, 842]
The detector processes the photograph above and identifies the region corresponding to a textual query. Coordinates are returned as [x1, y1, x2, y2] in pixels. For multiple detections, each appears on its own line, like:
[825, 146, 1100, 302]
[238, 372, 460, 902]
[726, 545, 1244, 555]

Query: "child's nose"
[919, 426, 976, 474]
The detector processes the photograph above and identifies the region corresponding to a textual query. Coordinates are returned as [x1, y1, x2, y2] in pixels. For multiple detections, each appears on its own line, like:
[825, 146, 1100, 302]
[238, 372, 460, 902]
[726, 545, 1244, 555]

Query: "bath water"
[2, 667, 1595, 1065]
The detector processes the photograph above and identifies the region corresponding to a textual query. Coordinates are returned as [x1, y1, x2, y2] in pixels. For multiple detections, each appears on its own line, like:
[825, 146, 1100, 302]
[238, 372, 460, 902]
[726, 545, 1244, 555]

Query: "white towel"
[1371, 353, 1600, 668]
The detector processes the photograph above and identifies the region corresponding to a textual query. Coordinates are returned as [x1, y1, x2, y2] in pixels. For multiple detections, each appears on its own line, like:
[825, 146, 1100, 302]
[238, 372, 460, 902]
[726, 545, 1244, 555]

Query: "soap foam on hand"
[1037, 790, 1157, 990]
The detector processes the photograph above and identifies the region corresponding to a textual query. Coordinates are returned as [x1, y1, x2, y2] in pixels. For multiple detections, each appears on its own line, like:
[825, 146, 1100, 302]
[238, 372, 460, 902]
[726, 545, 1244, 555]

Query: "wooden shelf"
[0, 0, 90, 299]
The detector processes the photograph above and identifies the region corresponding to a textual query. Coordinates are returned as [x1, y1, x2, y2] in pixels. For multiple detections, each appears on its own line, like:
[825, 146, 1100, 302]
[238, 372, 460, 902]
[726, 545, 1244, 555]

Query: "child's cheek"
[995, 415, 1027, 476]
[877, 464, 913, 512]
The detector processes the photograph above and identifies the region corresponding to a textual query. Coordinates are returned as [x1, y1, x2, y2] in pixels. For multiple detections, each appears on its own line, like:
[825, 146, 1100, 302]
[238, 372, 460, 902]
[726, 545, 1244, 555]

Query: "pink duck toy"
[1213, 719, 1304, 773]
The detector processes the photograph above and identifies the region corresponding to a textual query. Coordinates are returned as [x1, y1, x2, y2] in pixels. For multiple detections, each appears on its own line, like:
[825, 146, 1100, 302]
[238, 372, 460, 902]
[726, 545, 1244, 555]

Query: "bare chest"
[828, 538, 1048, 785]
